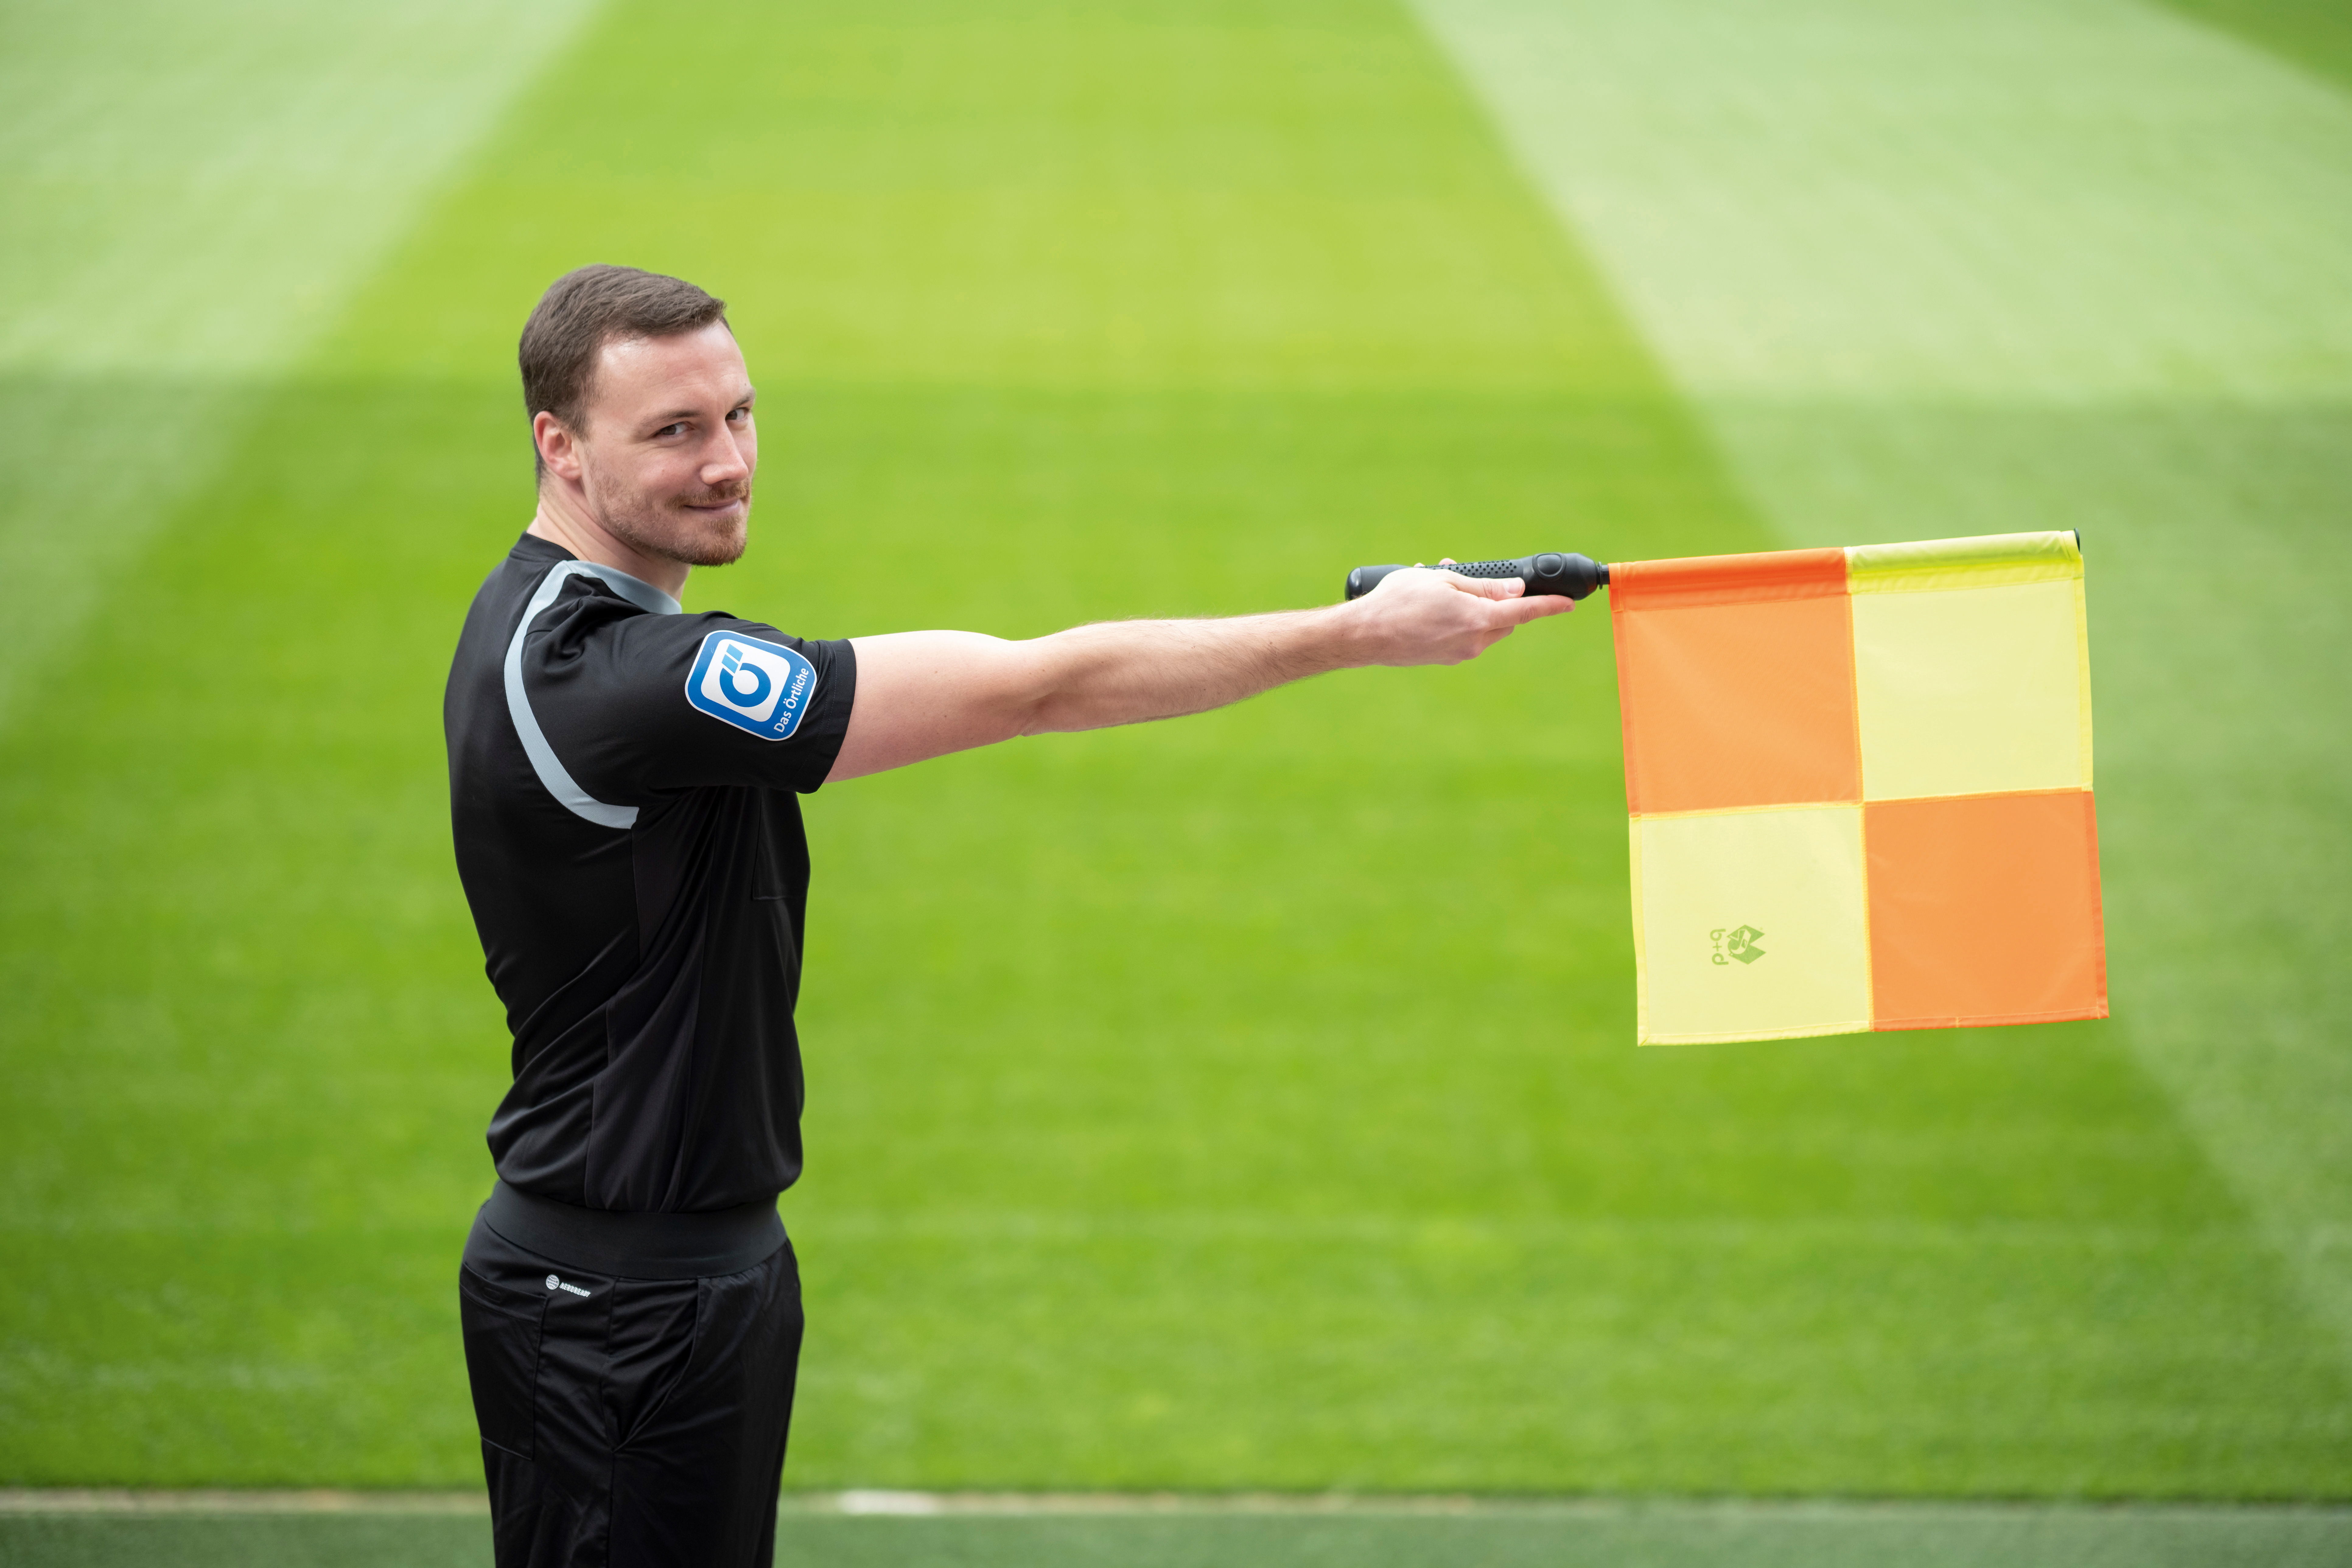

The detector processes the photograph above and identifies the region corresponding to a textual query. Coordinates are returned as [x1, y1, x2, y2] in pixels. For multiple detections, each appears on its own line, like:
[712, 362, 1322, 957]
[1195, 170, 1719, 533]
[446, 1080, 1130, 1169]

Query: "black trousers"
[458, 1214, 804, 1567]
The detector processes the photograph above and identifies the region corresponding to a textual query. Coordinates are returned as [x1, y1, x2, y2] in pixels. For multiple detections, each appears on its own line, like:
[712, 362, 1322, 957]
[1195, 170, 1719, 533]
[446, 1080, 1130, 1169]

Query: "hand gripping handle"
[1343, 552, 1608, 603]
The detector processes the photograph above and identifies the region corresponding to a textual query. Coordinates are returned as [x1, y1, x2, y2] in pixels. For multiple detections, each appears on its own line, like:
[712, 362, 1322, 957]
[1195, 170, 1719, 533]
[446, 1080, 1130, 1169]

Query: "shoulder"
[673, 618, 852, 746]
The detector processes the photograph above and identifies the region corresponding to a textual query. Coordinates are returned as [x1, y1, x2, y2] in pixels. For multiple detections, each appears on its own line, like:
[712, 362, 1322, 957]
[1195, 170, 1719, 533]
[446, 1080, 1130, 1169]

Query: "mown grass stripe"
[0, 0, 595, 723]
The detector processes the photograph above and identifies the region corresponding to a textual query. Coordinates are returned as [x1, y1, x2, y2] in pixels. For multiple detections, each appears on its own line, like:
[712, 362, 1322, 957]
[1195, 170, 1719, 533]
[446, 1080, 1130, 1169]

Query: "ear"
[533, 410, 586, 484]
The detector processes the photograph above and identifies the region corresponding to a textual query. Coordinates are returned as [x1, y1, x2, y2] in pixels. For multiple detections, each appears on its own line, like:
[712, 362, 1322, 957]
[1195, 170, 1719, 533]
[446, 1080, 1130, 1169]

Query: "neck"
[526, 484, 690, 600]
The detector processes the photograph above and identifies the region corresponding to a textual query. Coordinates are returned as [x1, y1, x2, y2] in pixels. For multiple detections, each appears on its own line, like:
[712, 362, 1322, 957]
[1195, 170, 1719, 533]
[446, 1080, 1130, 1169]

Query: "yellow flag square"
[1630, 806, 1871, 1045]
[1852, 578, 2091, 801]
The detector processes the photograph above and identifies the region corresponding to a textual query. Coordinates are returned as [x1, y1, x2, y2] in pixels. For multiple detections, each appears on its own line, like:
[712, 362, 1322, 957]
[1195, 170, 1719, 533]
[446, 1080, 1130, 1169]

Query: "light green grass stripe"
[1417, 0, 2352, 1364]
[1413, 0, 2352, 401]
[0, 0, 596, 726]
[0, 0, 599, 377]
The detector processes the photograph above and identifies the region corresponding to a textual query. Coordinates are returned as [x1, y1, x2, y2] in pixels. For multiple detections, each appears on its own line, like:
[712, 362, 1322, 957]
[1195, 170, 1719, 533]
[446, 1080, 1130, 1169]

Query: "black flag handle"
[1343, 552, 1608, 603]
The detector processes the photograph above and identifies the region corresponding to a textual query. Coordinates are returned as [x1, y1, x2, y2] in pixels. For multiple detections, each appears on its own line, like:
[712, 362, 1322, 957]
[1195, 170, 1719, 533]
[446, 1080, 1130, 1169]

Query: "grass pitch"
[8, 1499, 2352, 1568]
[3, 0, 2350, 1514]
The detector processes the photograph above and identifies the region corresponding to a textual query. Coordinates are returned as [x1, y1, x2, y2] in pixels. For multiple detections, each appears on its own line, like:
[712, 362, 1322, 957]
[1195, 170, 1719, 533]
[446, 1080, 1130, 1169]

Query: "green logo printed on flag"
[1709, 925, 1766, 965]
[1616, 531, 2109, 1045]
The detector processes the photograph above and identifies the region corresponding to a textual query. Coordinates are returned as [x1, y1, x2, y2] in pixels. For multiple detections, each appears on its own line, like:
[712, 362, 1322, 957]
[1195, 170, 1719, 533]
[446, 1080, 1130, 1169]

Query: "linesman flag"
[1613, 531, 2107, 1045]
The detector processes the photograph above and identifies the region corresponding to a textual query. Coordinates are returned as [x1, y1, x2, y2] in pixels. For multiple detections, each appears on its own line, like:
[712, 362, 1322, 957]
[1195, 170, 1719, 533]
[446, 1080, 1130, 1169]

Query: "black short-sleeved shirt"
[444, 533, 856, 1213]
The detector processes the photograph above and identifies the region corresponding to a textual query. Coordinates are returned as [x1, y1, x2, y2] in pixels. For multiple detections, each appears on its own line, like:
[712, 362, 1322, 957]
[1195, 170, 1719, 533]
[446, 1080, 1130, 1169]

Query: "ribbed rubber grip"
[1343, 552, 1607, 602]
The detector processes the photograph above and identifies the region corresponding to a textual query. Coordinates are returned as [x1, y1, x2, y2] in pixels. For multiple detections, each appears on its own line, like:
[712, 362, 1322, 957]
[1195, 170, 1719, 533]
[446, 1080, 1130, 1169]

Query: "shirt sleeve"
[519, 579, 858, 802]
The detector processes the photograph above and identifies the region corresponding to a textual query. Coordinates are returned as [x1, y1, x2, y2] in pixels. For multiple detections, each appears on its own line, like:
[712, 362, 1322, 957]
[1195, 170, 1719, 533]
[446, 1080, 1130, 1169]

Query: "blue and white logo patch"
[685, 631, 819, 741]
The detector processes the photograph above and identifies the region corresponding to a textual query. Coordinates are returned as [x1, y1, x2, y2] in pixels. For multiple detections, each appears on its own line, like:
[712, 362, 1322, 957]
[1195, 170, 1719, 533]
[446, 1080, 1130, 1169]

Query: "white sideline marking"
[6, 1489, 2350, 1520]
[0, 1490, 488, 1515]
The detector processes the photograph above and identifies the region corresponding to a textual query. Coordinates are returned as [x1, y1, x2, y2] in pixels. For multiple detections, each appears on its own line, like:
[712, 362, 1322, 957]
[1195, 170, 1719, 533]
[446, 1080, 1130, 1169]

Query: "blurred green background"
[3, 0, 2349, 1529]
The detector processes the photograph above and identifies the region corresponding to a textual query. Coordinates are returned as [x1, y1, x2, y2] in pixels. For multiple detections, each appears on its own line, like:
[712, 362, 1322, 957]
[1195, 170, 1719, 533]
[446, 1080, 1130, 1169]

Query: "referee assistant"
[444, 264, 1570, 1566]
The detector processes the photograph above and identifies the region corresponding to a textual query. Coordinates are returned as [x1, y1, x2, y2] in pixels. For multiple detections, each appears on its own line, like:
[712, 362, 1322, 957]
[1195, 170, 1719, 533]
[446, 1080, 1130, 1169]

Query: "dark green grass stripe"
[2150, 0, 2352, 97]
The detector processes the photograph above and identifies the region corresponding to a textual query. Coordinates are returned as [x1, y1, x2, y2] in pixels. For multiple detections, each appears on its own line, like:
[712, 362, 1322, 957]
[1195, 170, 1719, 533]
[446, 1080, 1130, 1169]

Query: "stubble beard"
[588, 466, 753, 569]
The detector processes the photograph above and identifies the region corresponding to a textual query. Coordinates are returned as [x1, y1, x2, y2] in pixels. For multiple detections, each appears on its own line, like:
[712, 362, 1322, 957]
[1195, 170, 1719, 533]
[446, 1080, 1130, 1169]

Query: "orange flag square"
[1865, 791, 2108, 1031]
[1613, 548, 1859, 814]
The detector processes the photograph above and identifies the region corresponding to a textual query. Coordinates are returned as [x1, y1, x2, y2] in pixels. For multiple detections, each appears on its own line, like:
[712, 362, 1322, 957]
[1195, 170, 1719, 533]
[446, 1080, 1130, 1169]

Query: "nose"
[701, 425, 751, 488]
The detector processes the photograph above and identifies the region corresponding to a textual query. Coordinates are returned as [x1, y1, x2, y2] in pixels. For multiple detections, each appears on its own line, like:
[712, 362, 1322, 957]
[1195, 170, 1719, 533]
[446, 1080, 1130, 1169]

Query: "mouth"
[679, 494, 749, 521]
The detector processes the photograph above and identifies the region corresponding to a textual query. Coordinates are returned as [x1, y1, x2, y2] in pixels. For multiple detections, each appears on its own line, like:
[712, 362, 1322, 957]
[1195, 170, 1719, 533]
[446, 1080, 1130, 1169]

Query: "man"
[444, 264, 1570, 1565]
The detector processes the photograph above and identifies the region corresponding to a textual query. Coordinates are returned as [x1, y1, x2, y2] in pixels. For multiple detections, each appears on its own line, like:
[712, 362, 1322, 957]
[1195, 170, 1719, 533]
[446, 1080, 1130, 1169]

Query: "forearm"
[1020, 607, 1363, 734]
[828, 567, 1569, 783]
[830, 609, 1360, 782]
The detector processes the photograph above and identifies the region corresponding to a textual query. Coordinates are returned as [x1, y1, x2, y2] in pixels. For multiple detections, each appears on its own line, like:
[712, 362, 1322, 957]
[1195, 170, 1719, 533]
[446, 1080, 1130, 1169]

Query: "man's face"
[569, 321, 758, 568]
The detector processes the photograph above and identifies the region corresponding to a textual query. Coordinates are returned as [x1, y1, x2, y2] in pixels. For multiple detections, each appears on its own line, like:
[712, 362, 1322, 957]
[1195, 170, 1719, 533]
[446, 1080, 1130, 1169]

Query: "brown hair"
[518, 265, 729, 478]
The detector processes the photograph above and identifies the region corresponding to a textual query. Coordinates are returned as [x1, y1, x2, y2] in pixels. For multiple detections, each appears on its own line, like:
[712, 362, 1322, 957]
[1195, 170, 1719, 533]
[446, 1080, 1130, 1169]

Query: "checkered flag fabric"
[1612, 531, 2107, 1045]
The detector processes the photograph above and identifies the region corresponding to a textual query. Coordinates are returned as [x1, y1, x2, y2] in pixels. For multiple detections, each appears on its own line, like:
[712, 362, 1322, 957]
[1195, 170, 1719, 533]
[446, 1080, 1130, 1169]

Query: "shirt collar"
[572, 560, 681, 616]
[514, 532, 682, 615]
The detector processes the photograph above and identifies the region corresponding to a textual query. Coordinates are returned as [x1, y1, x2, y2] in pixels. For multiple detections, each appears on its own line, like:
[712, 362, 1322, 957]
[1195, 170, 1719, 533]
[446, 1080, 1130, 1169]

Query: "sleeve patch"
[685, 630, 820, 741]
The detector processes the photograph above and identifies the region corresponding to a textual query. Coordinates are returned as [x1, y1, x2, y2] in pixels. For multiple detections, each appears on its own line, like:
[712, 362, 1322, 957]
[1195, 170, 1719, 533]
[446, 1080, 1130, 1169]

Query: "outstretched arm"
[826, 566, 1573, 784]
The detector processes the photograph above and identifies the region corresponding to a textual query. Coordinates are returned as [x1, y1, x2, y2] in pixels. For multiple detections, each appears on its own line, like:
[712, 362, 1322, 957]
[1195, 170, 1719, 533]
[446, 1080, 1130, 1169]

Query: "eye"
[728, 406, 752, 424]
[656, 422, 688, 438]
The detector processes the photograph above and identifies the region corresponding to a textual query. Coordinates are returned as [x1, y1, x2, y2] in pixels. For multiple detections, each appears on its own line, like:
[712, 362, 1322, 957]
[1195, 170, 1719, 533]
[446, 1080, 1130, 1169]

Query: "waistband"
[478, 1180, 786, 1280]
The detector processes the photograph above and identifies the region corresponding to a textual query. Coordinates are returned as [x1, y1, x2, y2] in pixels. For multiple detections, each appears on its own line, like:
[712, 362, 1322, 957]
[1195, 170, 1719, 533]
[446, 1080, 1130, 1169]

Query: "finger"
[1445, 572, 1525, 601]
[1485, 592, 1575, 626]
